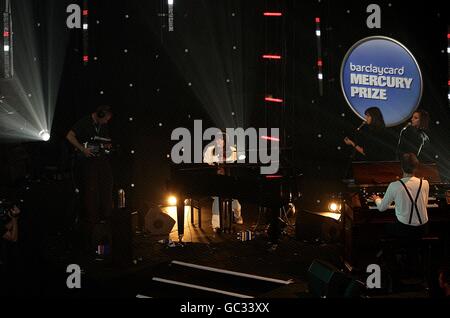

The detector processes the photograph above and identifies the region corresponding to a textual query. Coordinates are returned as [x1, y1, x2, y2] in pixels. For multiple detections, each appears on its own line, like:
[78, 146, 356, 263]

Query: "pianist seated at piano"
[203, 133, 244, 229]
[371, 153, 429, 239]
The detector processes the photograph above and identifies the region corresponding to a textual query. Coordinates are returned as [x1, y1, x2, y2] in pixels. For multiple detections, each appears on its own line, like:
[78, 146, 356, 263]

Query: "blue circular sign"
[341, 36, 422, 127]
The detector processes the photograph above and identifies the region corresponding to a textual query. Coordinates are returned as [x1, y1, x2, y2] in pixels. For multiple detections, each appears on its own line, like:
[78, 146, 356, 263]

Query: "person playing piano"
[66, 105, 114, 256]
[203, 132, 243, 230]
[397, 110, 431, 162]
[371, 153, 429, 238]
[344, 106, 395, 161]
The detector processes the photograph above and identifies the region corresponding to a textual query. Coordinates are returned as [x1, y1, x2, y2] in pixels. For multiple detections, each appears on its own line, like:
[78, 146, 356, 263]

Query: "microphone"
[356, 121, 367, 131]
[401, 122, 411, 132]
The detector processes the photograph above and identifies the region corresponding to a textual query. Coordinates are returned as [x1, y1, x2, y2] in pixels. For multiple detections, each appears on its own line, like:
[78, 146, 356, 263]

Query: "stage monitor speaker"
[295, 210, 341, 243]
[144, 207, 176, 236]
[307, 259, 352, 298]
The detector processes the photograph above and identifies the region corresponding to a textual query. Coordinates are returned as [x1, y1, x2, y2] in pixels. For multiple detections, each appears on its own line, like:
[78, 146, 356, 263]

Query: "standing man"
[66, 105, 113, 255]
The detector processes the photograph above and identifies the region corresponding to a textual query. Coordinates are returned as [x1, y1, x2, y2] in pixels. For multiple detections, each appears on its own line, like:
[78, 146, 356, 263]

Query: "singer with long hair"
[397, 110, 431, 161]
[344, 107, 396, 161]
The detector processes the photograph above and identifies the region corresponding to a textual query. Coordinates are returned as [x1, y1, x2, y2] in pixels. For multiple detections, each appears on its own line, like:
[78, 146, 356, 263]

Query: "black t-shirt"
[398, 126, 432, 162]
[355, 126, 396, 161]
[71, 115, 110, 144]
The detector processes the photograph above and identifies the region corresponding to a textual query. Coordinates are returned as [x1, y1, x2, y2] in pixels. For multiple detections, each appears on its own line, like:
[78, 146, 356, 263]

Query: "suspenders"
[398, 178, 423, 225]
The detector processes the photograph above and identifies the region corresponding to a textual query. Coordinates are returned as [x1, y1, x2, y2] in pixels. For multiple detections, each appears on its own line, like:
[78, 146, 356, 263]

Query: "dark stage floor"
[2, 198, 442, 299]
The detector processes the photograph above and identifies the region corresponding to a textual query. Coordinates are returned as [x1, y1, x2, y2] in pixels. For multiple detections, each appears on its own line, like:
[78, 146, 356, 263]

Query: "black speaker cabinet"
[307, 259, 352, 298]
[295, 210, 342, 243]
[144, 207, 176, 236]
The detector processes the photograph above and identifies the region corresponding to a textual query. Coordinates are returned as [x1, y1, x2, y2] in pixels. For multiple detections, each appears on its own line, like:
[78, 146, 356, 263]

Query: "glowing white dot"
[318, 73, 323, 80]
[131, 150, 135, 154]
[125, 14, 129, 19]
[124, 49, 128, 53]
[27, 93, 32, 98]
[187, 114, 191, 119]
[316, 200, 321, 204]
[231, 112, 235, 116]
[337, 146, 342, 150]
[166, 154, 170, 159]
[231, 13, 236, 17]
[156, 88, 160, 92]
[346, 10, 350, 13]
[129, 83, 134, 87]
[436, 121, 440, 125]
[184, 48, 189, 53]
[96, 20, 100, 24]
[317, 134, 322, 138]
[188, 82, 192, 86]
[233, 46, 237, 50]
[159, 123, 163, 127]
[131, 184, 135, 188]
[155, 54, 159, 59]
[316, 30, 321, 37]
[3, 45, 10, 51]
[83, 24, 88, 30]
[37, 23, 41, 27]
[435, 155, 439, 159]
[226, 79, 231, 83]
[100, 91, 104, 95]
[93, 56, 98, 60]
[341, 113, 346, 117]
[388, 3, 392, 7]
[129, 117, 134, 122]
[33, 57, 37, 61]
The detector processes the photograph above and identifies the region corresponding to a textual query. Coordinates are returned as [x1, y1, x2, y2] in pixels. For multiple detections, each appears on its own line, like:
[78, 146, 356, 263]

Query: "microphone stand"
[396, 124, 410, 160]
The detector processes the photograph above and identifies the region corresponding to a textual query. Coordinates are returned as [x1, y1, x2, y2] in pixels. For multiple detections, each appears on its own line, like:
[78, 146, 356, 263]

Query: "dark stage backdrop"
[7, 0, 448, 212]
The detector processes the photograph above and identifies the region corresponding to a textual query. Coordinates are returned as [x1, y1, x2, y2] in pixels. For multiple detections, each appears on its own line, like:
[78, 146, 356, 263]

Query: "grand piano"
[343, 161, 450, 271]
[168, 162, 299, 241]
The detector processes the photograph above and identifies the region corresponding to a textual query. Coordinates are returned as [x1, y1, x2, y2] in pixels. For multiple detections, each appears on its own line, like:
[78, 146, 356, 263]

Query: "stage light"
[82, 23, 88, 30]
[238, 154, 246, 160]
[265, 96, 283, 103]
[318, 73, 323, 80]
[316, 30, 321, 37]
[39, 130, 50, 141]
[261, 136, 280, 142]
[264, 12, 282, 17]
[3, 45, 9, 51]
[328, 202, 342, 212]
[263, 54, 282, 60]
[167, 195, 177, 206]
[168, 0, 174, 4]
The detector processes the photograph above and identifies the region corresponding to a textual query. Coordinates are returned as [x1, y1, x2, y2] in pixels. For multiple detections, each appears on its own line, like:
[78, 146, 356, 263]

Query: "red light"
[447, 33, 450, 39]
[263, 54, 282, 60]
[448, 80, 450, 86]
[315, 17, 321, 23]
[264, 12, 282, 17]
[265, 175, 283, 179]
[317, 59, 323, 67]
[3, 31, 9, 37]
[261, 136, 280, 142]
[83, 55, 89, 62]
[265, 97, 283, 103]
[83, 10, 89, 16]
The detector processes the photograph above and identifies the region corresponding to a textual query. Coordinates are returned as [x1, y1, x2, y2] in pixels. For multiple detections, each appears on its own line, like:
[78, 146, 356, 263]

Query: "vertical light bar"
[315, 17, 323, 96]
[263, 9, 283, 105]
[448, 27, 450, 104]
[82, 0, 88, 65]
[168, 0, 174, 32]
[2, 0, 13, 78]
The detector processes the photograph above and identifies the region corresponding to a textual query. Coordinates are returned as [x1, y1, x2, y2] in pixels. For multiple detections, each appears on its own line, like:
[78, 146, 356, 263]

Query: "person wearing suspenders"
[372, 153, 429, 238]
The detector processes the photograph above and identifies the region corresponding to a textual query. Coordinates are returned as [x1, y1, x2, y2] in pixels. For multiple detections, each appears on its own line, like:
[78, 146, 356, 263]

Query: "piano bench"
[187, 198, 202, 229]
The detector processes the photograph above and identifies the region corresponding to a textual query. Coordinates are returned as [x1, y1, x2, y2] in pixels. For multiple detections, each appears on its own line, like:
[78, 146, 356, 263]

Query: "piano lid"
[350, 161, 442, 186]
